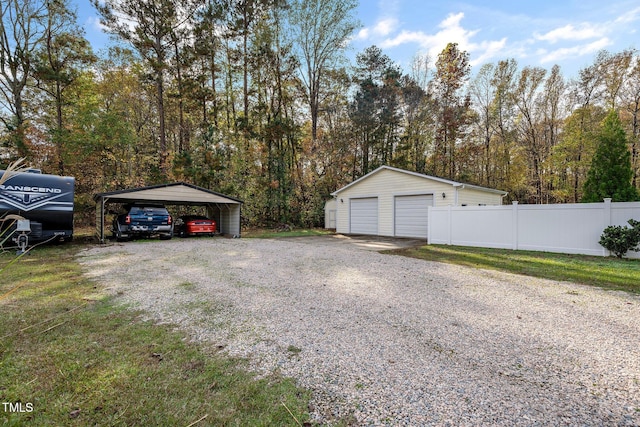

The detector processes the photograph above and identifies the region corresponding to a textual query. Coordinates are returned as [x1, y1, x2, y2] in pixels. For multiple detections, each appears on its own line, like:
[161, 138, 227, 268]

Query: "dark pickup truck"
[112, 204, 173, 241]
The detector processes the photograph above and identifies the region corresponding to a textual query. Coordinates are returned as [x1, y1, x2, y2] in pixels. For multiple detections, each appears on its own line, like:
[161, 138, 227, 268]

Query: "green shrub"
[599, 219, 640, 258]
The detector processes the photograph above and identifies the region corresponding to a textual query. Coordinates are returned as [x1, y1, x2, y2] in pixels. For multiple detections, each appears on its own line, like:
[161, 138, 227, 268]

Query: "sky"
[351, 0, 640, 77]
[75, 0, 640, 79]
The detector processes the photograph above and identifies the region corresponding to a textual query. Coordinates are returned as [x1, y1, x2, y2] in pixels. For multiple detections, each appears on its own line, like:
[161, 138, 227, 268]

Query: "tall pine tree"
[582, 110, 639, 202]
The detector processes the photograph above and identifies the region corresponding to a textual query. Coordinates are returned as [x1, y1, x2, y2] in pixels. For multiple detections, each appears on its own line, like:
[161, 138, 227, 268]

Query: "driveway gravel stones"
[78, 237, 640, 426]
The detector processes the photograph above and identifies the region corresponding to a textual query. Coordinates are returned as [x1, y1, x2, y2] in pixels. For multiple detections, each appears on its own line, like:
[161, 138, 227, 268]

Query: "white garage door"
[350, 198, 378, 235]
[394, 194, 433, 238]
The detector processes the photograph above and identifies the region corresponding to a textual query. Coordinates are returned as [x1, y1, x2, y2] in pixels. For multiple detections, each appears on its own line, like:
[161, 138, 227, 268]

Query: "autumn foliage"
[1, 1, 640, 229]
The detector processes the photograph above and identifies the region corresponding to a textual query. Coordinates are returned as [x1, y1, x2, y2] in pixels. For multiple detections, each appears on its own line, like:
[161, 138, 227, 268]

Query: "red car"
[175, 215, 216, 237]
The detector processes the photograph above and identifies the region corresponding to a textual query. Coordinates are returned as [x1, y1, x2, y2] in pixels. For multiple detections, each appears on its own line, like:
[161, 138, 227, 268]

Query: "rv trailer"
[0, 169, 75, 244]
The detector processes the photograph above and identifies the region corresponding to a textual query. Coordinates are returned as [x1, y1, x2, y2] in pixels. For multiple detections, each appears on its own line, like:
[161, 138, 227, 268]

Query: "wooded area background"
[2, 0, 640, 228]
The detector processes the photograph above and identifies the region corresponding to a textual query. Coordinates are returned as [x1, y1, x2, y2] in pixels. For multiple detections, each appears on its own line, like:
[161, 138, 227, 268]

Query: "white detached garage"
[329, 166, 507, 239]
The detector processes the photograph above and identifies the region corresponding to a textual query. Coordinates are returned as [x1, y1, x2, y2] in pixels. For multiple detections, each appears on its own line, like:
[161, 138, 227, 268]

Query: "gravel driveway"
[78, 236, 640, 426]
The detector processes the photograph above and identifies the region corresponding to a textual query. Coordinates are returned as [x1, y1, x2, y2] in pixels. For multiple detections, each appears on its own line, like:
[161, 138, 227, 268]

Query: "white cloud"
[381, 13, 468, 49]
[354, 0, 401, 41]
[534, 24, 602, 44]
[379, 12, 507, 66]
[469, 38, 508, 66]
[528, 5, 639, 65]
[350, 1, 640, 77]
[354, 27, 370, 41]
[439, 12, 465, 30]
[354, 18, 398, 41]
[614, 6, 640, 24]
[539, 38, 612, 63]
[85, 16, 108, 33]
[373, 18, 399, 37]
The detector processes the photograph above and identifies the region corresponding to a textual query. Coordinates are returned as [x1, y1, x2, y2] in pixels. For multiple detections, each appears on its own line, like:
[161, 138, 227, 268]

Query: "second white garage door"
[394, 194, 433, 239]
[350, 197, 378, 235]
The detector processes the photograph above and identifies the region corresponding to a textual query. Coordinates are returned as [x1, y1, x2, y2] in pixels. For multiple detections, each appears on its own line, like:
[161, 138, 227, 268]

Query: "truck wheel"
[115, 228, 128, 242]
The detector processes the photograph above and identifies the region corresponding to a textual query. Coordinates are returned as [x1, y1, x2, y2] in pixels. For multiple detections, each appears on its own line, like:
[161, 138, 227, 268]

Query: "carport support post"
[95, 197, 106, 244]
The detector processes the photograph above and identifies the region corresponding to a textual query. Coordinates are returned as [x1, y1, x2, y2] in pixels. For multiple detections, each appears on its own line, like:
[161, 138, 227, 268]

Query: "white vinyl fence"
[428, 199, 640, 258]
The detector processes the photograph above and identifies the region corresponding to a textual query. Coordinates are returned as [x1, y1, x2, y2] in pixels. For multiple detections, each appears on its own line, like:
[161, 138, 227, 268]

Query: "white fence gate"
[428, 199, 640, 258]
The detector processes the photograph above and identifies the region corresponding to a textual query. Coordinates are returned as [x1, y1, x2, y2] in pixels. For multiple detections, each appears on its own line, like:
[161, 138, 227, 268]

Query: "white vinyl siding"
[458, 188, 503, 206]
[324, 199, 337, 229]
[335, 169, 453, 236]
[350, 198, 378, 234]
[394, 195, 433, 238]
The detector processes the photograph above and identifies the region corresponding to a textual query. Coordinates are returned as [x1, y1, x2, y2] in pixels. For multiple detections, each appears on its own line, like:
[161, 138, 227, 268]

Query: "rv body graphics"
[0, 170, 75, 243]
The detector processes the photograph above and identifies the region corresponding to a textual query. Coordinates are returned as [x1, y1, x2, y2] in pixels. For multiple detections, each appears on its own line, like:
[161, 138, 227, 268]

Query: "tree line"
[1, 0, 639, 228]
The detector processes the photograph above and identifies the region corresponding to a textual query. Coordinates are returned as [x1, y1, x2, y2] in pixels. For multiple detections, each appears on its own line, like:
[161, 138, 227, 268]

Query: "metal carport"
[94, 182, 243, 243]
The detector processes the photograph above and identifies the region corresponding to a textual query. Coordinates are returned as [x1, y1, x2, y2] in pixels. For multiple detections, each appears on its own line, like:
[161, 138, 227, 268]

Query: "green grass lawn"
[390, 244, 640, 294]
[4, 235, 637, 425]
[0, 245, 310, 426]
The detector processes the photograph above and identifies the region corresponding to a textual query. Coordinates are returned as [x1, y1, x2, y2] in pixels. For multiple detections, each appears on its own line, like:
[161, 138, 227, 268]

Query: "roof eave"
[94, 182, 243, 204]
[331, 165, 506, 196]
[455, 183, 509, 196]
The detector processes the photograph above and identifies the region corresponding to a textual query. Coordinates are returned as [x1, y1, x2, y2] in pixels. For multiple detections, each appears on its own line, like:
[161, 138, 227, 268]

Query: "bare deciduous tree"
[0, 0, 48, 156]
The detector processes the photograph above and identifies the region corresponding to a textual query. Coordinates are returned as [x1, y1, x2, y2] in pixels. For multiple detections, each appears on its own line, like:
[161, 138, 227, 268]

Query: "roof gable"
[331, 165, 506, 196]
[95, 182, 242, 205]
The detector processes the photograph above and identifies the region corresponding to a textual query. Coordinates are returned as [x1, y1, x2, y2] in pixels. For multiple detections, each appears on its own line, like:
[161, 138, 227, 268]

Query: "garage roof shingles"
[331, 165, 507, 196]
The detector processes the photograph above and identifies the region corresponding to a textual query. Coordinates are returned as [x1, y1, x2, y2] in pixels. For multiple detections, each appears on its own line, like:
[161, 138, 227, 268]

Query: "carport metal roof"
[94, 182, 243, 243]
[94, 182, 243, 205]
